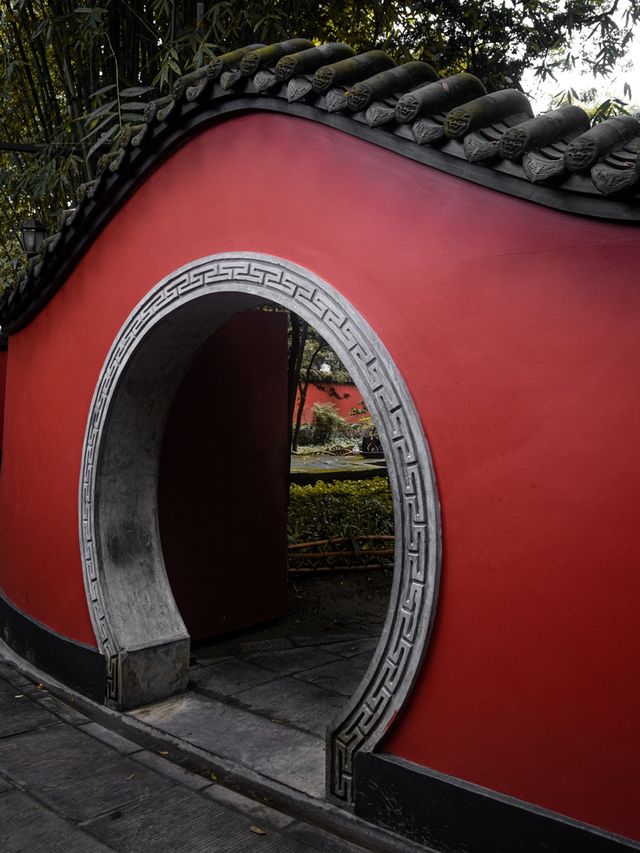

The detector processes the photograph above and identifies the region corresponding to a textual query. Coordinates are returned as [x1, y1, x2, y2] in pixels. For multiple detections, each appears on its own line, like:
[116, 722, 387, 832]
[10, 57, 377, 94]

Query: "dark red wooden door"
[158, 310, 289, 641]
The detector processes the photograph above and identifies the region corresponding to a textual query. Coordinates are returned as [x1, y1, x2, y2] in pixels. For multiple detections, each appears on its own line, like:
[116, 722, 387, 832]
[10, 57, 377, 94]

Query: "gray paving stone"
[192, 652, 234, 666]
[356, 619, 386, 636]
[10, 683, 48, 699]
[320, 637, 379, 658]
[83, 785, 306, 852]
[0, 666, 32, 687]
[36, 693, 90, 725]
[0, 664, 23, 682]
[245, 646, 339, 676]
[286, 821, 371, 853]
[0, 724, 175, 822]
[194, 635, 293, 665]
[294, 653, 371, 697]
[82, 721, 144, 755]
[0, 789, 114, 852]
[0, 679, 59, 738]
[204, 784, 295, 830]
[191, 657, 276, 696]
[132, 750, 211, 790]
[129, 692, 325, 798]
[289, 629, 369, 648]
[231, 636, 295, 656]
[236, 676, 346, 736]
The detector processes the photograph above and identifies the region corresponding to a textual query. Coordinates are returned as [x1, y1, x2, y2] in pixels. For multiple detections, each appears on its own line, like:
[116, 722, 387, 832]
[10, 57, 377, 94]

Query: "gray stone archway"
[79, 253, 441, 804]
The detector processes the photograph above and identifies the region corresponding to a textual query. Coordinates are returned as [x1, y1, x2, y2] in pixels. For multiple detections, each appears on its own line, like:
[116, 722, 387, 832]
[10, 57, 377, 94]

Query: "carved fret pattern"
[79, 253, 440, 801]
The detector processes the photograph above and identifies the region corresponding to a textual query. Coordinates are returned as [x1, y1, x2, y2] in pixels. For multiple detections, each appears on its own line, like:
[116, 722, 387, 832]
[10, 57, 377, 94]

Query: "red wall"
[0, 113, 639, 839]
[296, 382, 361, 424]
[0, 349, 6, 456]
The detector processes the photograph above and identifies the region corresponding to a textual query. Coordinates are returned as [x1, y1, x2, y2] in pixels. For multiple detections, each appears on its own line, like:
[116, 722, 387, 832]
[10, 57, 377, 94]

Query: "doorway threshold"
[128, 571, 390, 799]
[128, 609, 383, 799]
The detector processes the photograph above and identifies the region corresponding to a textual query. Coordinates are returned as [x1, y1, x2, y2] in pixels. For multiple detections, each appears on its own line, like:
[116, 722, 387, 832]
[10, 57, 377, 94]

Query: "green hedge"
[288, 477, 394, 544]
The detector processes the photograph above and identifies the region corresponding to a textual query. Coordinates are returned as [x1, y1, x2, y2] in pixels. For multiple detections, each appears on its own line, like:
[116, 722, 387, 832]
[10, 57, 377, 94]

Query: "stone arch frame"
[79, 252, 441, 804]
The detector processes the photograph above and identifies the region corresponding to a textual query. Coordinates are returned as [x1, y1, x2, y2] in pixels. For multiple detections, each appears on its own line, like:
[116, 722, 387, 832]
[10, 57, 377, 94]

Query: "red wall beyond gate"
[295, 382, 361, 425]
[0, 113, 639, 840]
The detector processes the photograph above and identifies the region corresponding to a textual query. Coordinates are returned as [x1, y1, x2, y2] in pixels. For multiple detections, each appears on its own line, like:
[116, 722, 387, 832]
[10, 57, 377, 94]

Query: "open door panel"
[158, 309, 289, 641]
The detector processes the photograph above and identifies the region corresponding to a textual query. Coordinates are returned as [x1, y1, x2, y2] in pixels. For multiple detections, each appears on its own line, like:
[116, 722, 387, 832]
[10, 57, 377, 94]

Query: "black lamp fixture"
[19, 219, 46, 258]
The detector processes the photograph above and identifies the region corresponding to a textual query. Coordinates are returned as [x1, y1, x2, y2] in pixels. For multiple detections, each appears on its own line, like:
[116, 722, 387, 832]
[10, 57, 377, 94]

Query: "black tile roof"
[3, 39, 639, 333]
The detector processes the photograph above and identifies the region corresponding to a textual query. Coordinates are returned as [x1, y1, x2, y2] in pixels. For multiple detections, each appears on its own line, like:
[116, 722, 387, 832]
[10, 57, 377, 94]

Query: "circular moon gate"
[79, 253, 441, 804]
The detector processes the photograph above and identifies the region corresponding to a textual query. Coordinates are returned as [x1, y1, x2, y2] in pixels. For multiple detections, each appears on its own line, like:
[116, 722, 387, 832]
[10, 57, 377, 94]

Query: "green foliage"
[288, 313, 353, 450]
[311, 402, 350, 444]
[291, 424, 316, 447]
[348, 401, 382, 453]
[589, 96, 634, 122]
[551, 86, 637, 124]
[0, 1, 226, 282]
[288, 477, 394, 544]
[349, 400, 368, 418]
[289, 318, 351, 386]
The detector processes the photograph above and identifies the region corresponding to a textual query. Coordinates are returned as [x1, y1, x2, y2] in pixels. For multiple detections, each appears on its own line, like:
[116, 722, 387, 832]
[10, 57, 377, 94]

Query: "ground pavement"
[0, 656, 426, 853]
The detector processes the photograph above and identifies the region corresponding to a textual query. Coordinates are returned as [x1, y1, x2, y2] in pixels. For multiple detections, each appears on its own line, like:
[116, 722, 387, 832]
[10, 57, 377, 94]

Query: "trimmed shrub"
[288, 477, 393, 544]
[294, 423, 315, 446]
[311, 402, 350, 444]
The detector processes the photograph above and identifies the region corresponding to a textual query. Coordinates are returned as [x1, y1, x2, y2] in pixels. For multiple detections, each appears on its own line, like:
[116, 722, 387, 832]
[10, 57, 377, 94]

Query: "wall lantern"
[19, 219, 46, 258]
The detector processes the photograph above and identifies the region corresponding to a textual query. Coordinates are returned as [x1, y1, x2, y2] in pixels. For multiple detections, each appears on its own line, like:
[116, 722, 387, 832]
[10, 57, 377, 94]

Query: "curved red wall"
[0, 349, 6, 456]
[0, 113, 639, 839]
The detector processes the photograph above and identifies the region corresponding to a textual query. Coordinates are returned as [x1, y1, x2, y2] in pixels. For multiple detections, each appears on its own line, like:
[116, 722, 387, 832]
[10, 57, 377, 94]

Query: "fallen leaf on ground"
[14, 694, 23, 699]
[159, 750, 169, 755]
[250, 825, 266, 835]
[126, 773, 136, 781]
[210, 771, 218, 782]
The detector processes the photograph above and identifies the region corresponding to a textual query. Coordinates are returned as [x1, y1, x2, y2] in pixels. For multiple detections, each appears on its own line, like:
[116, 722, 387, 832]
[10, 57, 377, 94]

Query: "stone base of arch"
[116, 639, 191, 710]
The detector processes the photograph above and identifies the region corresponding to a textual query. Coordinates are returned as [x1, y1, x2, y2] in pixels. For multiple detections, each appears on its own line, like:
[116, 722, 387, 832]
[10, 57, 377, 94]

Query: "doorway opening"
[79, 253, 440, 805]
[153, 305, 396, 798]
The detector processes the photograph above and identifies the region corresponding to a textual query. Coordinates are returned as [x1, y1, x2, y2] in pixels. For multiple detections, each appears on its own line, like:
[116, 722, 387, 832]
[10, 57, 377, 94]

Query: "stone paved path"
[0, 660, 376, 852]
[118, 570, 392, 800]
[150, 611, 383, 798]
